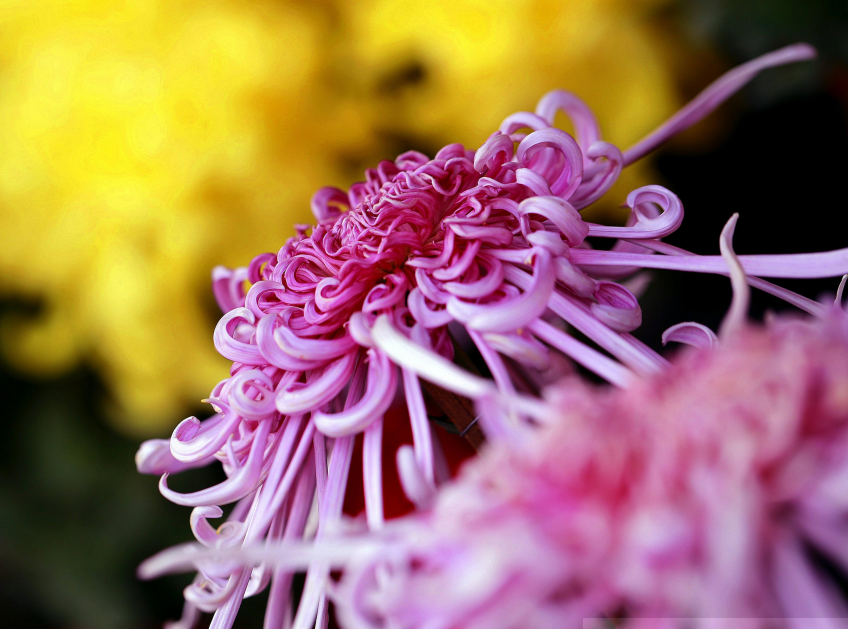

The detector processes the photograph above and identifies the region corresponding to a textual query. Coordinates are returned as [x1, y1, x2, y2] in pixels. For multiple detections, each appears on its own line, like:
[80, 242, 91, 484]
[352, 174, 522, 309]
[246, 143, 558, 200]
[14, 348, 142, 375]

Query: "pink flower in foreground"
[317, 308, 848, 629]
[137, 44, 848, 629]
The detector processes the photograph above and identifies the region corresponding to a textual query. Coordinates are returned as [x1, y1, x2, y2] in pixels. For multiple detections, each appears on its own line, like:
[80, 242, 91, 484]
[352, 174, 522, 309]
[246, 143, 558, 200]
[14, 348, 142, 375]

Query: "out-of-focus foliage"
[680, 0, 848, 102]
[0, 0, 687, 434]
[339, 0, 680, 187]
[0, 0, 369, 434]
[0, 353, 216, 629]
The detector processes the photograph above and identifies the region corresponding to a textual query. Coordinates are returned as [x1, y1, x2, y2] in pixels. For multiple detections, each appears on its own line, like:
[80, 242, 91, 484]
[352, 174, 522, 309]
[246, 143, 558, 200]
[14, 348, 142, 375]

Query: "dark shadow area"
[635, 92, 848, 351]
[0, 346, 215, 629]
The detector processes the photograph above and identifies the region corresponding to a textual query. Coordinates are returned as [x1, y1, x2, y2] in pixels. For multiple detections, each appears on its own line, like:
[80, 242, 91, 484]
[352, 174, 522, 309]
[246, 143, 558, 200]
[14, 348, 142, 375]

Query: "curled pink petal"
[363, 273, 409, 312]
[212, 266, 248, 313]
[247, 253, 276, 284]
[498, 111, 549, 138]
[518, 196, 589, 246]
[160, 421, 271, 507]
[516, 128, 584, 199]
[228, 369, 276, 421]
[190, 506, 224, 548]
[432, 240, 482, 281]
[213, 308, 263, 365]
[526, 230, 568, 256]
[590, 281, 643, 333]
[415, 267, 451, 304]
[555, 256, 596, 298]
[184, 571, 246, 613]
[447, 223, 513, 246]
[442, 254, 504, 300]
[136, 439, 211, 475]
[450, 249, 556, 334]
[170, 413, 241, 463]
[273, 326, 356, 362]
[310, 186, 349, 224]
[534, 89, 601, 151]
[255, 313, 325, 371]
[244, 280, 287, 318]
[662, 322, 718, 348]
[275, 351, 358, 414]
[515, 167, 553, 197]
[586, 185, 683, 239]
[313, 350, 396, 437]
[407, 288, 453, 329]
[406, 229, 457, 271]
[474, 132, 515, 174]
[570, 141, 624, 210]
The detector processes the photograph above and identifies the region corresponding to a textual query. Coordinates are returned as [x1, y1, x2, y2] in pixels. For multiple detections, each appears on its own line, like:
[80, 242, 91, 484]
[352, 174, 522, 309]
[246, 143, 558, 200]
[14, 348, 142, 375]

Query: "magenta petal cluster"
[135, 44, 848, 629]
[330, 310, 848, 628]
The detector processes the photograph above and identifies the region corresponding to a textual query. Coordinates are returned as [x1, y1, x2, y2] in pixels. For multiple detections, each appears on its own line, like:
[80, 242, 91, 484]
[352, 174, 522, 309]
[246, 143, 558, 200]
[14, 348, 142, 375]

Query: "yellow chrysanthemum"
[342, 0, 676, 171]
[0, 0, 685, 434]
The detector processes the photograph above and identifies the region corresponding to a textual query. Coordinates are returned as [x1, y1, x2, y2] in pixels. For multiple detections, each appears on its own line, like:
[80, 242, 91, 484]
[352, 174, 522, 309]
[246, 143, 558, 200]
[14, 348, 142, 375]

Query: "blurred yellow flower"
[0, 0, 685, 434]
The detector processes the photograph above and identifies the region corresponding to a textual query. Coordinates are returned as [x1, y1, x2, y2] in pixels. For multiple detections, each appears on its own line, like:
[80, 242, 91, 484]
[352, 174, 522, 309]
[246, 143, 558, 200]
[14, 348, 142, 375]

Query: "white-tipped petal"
[371, 315, 494, 399]
[718, 214, 750, 338]
[396, 445, 436, 510]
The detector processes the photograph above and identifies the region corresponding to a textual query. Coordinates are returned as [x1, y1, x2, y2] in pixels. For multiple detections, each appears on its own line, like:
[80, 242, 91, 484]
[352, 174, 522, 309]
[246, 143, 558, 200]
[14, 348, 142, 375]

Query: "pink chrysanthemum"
[137, 44, 848, 629]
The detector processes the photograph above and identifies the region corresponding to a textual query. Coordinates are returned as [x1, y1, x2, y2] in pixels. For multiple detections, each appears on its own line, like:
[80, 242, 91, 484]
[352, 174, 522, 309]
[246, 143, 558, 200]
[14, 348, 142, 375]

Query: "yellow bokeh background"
[0, 0, 690, 434]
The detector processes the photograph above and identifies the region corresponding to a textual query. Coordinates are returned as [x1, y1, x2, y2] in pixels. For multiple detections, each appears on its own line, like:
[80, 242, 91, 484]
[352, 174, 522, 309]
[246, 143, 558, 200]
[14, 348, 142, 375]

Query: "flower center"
[299, 147, 481, 326]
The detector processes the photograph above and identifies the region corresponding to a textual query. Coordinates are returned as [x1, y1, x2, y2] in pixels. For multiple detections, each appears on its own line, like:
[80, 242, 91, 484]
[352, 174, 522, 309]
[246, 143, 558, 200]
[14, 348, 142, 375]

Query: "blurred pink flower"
[136, 44, 848, 629]
[329, 308, 848, 628]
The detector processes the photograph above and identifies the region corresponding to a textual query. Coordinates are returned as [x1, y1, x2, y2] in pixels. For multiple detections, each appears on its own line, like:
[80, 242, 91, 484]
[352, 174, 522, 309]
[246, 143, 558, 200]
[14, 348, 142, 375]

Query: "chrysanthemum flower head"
[0, 0, 686, 431]
[137, 44, 848, 629]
